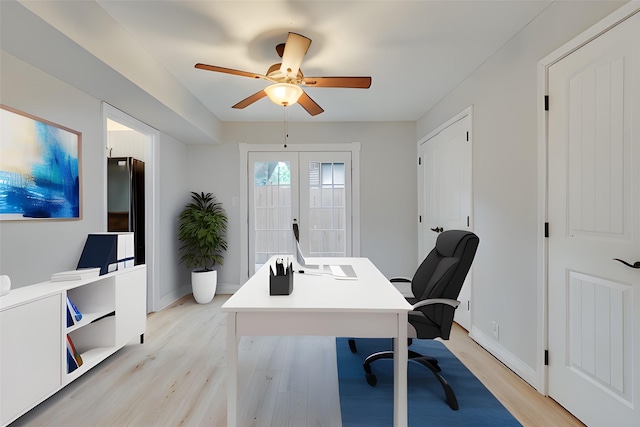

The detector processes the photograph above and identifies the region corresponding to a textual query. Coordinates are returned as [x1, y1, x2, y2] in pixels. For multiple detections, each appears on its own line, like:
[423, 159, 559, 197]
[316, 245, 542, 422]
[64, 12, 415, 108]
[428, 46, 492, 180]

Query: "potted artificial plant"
[178, 192, 228, 304]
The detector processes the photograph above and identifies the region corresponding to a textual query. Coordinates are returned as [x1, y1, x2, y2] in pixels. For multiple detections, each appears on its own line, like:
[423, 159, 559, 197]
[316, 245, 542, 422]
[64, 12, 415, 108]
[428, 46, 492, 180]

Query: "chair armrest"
[412, 298, 460, 310]
[390, 277, 412, 283]
[389, 277, 413, 298]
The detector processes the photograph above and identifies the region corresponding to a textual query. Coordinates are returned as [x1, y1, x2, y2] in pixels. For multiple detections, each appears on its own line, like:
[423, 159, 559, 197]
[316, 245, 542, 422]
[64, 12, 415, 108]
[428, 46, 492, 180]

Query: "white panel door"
[548, 12, 640, 426]
[420, 114, 473, 329]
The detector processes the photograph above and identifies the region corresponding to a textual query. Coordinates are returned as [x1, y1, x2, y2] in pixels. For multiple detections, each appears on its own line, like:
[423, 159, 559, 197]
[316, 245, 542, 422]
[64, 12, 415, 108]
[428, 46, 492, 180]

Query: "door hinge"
[544, 95, 549, 111]
[419, 215, 422, 223]
[467, 216, 470, 227]
[544, 222, 549, 238]
[466, 131, 469, 141]
[467, 300, 470, 310]
[544, 350, 549, 366]
[418, 157, 422, 165]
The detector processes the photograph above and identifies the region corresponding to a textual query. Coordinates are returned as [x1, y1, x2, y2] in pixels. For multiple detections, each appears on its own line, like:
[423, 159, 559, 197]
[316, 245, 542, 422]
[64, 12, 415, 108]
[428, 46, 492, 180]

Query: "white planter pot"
[191, 269, 217, 304]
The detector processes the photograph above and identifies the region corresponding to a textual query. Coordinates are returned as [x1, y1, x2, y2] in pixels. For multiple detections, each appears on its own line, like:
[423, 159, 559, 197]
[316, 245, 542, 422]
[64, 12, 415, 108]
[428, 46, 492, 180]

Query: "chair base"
[362, 350, 459, 410]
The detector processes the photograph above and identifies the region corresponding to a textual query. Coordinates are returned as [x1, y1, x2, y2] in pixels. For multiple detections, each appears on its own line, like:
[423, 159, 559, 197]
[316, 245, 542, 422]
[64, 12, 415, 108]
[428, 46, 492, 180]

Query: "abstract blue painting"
[0, 105, 81, 220]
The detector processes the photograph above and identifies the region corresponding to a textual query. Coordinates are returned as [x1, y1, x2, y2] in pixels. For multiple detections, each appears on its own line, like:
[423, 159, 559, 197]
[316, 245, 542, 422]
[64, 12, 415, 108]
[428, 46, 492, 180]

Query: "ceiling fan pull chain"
[283, 106, 289, 148]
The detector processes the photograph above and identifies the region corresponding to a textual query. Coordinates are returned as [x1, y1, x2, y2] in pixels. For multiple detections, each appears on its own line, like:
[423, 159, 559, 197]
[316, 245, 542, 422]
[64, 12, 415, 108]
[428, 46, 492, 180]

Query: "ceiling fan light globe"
[265, 83, 303, 107]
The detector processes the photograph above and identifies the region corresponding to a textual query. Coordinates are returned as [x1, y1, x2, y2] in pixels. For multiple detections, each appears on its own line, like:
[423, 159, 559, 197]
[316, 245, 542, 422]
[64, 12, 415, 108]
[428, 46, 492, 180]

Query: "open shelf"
[68, 314, 116, 354]
[67, 310, 115, 333]
[65, 347, 117, 383]
[0, 265, 146, 427]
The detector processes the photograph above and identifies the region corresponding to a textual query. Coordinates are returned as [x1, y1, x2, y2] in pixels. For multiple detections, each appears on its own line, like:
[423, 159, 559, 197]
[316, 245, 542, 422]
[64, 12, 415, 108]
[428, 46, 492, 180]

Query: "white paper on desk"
[329, 265, 358, 280]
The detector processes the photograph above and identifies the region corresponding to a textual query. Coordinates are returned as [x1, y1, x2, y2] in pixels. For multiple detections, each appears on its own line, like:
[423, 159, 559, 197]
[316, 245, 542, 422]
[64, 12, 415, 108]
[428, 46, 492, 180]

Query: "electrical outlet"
[492, 321, 499, 340]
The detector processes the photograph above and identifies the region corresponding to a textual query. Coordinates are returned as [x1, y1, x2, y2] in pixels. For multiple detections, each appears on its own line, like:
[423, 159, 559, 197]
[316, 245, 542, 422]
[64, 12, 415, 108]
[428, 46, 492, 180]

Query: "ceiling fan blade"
[303, 76, 372, 89]
[195, 63, 268, 80]
[298, 91, 324, 116]
[275, 43, 285, 58]
[232, 90, 267, 109]
[280, 33, 311, 80]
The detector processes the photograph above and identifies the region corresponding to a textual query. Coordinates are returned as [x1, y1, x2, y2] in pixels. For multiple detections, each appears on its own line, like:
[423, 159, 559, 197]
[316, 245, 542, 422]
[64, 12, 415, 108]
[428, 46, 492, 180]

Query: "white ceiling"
[91, 0, 553, 123]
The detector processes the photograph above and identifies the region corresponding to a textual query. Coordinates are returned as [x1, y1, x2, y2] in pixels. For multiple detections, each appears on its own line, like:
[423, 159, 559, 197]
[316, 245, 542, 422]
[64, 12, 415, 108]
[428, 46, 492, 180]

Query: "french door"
[248, 150, 353, 275]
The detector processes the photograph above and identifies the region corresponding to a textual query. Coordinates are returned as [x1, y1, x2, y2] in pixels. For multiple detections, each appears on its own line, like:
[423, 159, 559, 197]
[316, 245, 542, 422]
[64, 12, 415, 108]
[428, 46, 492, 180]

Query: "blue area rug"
[336, 338, 522, 426]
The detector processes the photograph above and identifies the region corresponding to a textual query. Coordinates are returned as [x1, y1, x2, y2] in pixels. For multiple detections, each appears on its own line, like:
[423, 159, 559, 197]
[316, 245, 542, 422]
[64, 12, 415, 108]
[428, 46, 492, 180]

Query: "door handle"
[293, 219, 299, 242]
[613, 258, 640, 269]
[430, 227, 444, 233]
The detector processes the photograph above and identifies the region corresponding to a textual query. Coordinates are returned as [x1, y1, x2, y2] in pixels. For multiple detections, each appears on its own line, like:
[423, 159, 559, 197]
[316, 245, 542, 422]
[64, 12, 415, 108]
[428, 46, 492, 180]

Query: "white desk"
[222, 257, 412, 427]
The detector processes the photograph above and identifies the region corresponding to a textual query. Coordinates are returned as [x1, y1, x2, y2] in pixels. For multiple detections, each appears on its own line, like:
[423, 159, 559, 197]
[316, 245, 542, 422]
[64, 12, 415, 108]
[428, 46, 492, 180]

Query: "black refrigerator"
[107, 157, 145, 265]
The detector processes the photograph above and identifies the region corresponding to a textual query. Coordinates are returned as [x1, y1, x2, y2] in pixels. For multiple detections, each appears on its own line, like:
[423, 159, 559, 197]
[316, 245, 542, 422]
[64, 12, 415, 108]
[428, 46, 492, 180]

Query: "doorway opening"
[103, 103, 159, 313]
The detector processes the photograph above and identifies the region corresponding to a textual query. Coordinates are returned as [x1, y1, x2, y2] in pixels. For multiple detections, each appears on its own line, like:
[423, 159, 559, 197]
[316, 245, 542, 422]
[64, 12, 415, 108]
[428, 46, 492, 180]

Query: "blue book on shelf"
[66, 296, 82, 322]
[77, 234, 117, 275]
[66, 305, 74, 327]
[67, 346, 79, 373]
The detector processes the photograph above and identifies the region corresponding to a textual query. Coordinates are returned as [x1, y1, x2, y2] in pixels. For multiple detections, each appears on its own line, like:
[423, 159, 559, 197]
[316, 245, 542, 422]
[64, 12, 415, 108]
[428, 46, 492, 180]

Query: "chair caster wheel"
[365, 373, 377, 387]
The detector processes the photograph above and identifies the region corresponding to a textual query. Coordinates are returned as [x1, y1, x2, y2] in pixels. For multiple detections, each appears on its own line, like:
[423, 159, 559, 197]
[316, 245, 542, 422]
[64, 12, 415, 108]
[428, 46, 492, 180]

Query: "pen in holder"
[269, 260, 293, 295]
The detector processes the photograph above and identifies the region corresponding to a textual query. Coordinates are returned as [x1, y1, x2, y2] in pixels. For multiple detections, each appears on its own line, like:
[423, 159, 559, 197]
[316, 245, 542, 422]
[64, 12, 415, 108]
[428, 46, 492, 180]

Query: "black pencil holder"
[269, 262, 293, 295]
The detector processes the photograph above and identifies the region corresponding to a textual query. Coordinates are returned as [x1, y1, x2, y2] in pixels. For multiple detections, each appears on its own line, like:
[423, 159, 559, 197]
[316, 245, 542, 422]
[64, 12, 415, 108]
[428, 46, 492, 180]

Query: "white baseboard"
[157, 282, 239, 311]
[469, 325, 539, 390]
[157, 284, 191, 311]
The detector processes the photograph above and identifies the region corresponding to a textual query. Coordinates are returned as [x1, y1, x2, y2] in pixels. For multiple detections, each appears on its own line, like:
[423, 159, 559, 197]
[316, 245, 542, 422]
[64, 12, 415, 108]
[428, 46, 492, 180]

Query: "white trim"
[536, 2, 640, 396]
[470, 326, 539, 389]
[102, 102, 160, 313]
[535, 60, 549, 396]
[540, 3, 640, 68]
[418, 105, 473, 146]
[239, 142, 361, 287]
[157, 285, 191, 312]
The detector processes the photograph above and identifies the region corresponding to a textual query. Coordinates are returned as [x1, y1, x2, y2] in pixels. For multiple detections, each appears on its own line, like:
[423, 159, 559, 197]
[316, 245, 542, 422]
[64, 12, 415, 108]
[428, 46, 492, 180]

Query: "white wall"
[186, 121, 418, 290]
[157, 133, 192, 309]
[0, 51, 191, 309]
[0, 51, 104, 287]
[416, 1, 625, 379]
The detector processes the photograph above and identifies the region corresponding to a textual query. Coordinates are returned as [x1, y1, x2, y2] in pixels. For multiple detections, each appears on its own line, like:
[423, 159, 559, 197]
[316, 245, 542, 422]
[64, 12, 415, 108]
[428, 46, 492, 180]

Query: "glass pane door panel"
[300, 152, 351, 258]
[249, 153, 298, 274]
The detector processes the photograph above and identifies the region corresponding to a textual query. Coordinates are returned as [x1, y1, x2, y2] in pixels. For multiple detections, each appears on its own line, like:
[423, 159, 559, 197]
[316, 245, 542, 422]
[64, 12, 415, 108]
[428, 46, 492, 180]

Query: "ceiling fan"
[195, 32, 372, 116]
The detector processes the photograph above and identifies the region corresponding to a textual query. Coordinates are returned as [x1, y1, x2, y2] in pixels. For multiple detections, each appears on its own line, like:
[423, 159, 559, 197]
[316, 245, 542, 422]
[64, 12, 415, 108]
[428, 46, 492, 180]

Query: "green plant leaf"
[177, 192, 228, 270]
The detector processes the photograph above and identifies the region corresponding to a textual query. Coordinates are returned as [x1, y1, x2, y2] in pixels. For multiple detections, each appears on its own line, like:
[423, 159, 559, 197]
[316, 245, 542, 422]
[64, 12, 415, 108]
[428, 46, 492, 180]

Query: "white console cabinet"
[0, 265, 146, 426]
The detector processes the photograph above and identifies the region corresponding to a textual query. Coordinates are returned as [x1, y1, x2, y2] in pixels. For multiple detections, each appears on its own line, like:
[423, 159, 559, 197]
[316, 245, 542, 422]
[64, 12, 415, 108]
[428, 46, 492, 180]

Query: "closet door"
[547, 12, 640, 426]
[419, 113, 472, 329]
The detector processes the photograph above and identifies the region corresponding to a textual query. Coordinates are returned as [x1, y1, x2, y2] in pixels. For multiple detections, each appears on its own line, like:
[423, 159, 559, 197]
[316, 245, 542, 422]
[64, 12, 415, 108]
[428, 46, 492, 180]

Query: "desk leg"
[394, 311, 408, 427]
[227, 313, 238, 427]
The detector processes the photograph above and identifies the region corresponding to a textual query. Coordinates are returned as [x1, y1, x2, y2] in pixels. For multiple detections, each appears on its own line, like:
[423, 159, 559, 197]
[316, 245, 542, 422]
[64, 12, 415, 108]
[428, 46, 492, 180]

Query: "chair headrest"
[436, 230, 476, 257]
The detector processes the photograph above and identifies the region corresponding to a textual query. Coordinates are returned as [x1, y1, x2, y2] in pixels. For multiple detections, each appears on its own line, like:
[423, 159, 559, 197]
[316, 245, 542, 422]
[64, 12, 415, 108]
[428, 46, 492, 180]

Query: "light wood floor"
[10, 294, 583, 427]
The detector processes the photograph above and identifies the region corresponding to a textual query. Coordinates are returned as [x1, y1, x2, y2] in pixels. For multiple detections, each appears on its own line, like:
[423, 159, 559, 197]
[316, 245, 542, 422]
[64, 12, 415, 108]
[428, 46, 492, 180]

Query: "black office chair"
[351, 229, 479, 410]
